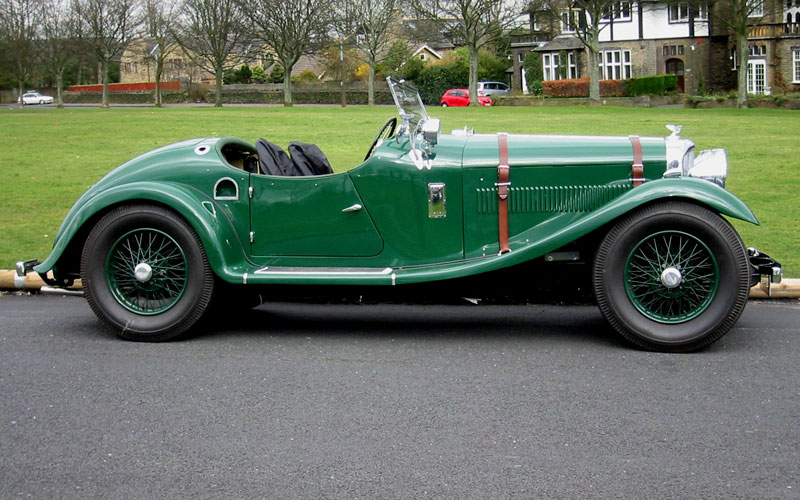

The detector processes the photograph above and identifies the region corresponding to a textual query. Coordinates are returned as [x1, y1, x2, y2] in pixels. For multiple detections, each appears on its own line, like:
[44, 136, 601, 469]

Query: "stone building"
[509, 0, 800, 95]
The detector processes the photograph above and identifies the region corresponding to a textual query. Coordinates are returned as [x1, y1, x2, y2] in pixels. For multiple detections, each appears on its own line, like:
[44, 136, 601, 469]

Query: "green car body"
[20, 78, 781, 351]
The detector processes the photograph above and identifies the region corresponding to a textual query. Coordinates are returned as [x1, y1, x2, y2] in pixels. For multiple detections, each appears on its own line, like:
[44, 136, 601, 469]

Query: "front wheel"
[441, 103, 448, 107]
[593, 202, 750, 352]
[81, 204, 215, 341]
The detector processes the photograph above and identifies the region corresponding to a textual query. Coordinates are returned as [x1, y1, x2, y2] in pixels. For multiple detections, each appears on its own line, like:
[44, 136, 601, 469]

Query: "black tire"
[593, 201, 750, 352]
[81, 204, 215, 341]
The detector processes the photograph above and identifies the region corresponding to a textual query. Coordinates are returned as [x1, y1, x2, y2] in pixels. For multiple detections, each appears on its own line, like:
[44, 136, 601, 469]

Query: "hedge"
[542, 78, 625, 97]
[67, 81, 181, 92]
[623, 75, 678, 96]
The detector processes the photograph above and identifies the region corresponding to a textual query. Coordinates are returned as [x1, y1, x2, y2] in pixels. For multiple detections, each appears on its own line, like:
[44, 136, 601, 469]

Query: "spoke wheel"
[624, 231, 718, 323]
[593, 202, 749, 352]
[106, 228, 189, 315]
[82, 204, 214, 341]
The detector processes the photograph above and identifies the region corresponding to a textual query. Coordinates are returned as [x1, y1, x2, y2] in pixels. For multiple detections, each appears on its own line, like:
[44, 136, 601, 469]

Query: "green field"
[1, 105, 797, 276]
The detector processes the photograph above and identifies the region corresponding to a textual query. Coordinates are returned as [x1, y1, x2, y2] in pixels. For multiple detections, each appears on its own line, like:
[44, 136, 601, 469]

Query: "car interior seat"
[288, 142, 334, 176]
[255, 139, 333, 176]
[255, 139, 296, 176]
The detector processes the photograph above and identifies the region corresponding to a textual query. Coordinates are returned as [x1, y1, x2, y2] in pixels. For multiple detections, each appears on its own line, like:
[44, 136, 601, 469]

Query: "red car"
[439, 89, 493, 107]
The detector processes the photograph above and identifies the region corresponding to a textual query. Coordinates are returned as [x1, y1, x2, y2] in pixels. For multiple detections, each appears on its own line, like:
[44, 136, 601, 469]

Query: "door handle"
[341, 204, 362, 213]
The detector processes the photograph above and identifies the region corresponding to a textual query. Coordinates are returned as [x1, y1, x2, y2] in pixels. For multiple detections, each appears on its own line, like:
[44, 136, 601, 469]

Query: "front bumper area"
[748, 247, 782, 288]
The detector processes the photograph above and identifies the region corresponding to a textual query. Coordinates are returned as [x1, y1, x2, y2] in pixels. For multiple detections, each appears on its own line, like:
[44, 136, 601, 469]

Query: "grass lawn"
[1, 104, 797, 276]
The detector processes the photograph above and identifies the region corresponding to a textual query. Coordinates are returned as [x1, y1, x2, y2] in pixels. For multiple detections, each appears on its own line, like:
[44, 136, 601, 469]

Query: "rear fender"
[34, 182, 248, 283]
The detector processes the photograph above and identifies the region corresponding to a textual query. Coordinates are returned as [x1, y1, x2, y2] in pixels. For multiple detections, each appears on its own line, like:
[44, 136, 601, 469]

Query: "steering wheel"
[364, 117, 397, 160]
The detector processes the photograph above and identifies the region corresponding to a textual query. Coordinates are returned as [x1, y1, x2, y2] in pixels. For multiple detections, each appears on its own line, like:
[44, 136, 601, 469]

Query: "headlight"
[688, 149, 728, 188]
[664, 135, 695, 178]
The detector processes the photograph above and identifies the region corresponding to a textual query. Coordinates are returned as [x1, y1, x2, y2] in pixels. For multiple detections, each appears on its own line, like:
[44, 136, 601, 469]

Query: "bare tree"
[144, 0, 179, 107]
[176, 0, 248, 107]
[410, 0, 526, 105]
[561, 0, 620, 101]
[0, 0, 42, 107]
[334, 0, 397, 106]
[237, 0, 331, 106]
[74, 0, 140, 107]
[41, 0, 79, 108]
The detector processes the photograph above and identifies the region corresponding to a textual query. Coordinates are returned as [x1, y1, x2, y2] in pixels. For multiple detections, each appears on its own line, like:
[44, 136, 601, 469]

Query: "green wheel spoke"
[106, 228, 188, 315]
[624, 231, 719, 324]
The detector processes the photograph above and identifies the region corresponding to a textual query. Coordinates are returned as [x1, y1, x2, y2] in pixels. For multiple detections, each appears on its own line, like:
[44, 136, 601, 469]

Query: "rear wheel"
[441, 103, 448, 107]
[81, 204, 214, 341]
[593, 201, 750, 352]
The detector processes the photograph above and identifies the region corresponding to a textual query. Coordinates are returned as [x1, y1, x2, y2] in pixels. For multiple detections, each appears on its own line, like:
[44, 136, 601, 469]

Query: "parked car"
[17, 77, 782, 351]
[440, 89, 493, 107]
[18, 91, 54, 105]
[477, 81, 510, 97]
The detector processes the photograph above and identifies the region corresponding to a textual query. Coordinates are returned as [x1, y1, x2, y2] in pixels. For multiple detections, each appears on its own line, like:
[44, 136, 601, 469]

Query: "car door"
[248, 172, 383, 257]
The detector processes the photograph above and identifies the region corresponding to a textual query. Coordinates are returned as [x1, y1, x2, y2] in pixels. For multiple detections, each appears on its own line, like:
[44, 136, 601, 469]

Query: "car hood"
[459, 133, 666, 170]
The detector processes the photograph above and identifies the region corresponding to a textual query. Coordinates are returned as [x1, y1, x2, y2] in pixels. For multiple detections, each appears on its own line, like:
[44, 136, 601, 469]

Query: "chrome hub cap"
[660, 267, 682, 289]
[134, 262, 153, 283]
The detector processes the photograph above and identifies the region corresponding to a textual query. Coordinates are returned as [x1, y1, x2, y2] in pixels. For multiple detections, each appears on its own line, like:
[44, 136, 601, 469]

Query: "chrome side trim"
[254, 266, 393, 276]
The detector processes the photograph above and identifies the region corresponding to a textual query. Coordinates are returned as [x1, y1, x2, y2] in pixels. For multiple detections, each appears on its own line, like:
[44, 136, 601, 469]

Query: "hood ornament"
[666, 124, 683, 138]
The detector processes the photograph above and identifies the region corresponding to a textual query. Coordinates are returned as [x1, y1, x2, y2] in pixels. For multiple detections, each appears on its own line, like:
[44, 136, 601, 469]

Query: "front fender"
[603, 177, 759, 225]
[34, 181, 248, 283]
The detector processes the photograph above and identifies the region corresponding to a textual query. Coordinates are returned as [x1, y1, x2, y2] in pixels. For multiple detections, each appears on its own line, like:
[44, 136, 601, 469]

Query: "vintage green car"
[17, 78, 781, 351]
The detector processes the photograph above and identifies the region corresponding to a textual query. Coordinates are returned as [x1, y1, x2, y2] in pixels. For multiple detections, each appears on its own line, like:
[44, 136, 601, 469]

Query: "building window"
[599, 50, 632, 80]
[519, 52, 525, 63]
[602, 1, 631, 21]
[749, 45, 767, 56]
[561, 9, 581, 33]
[748, 0, 764, 17]
[669, 3, 689, 22]
[793, 49, 800, 83]
[567, 52, 579, 78]
[747, 59, 767, 93]
[543, 53, 559, 80]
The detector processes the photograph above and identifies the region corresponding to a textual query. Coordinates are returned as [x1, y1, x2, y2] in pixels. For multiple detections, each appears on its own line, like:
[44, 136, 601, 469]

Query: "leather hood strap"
[497, 133, 510, 254]
[630, 135, 644, 187]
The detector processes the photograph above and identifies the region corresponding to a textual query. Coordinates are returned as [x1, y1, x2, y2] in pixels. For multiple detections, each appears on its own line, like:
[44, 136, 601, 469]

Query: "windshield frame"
[387, 77, 429, 135]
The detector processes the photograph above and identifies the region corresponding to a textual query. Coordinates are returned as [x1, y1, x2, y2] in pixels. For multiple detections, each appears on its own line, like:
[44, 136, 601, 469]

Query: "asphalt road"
[1, 295, 799, 499]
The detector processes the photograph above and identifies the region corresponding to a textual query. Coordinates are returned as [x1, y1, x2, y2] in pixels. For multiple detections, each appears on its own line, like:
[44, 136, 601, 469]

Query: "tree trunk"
[736, 32, 749, 108]
[56, 72, 64, 109]
[214, 68, 223, 107]
[101, 59, 110, 108]
[368, 58, 376, 106]
[283, 64, 293, 107]
[587, 25, 601, 102]
[155, 58, 163, 108]
[468, 44, 479, 106]
[340, 41, 346, 108]
[17, 81, 24, 108]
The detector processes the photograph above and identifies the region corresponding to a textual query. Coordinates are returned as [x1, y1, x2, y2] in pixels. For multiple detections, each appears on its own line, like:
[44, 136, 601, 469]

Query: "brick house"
[509, 0, 800, 95]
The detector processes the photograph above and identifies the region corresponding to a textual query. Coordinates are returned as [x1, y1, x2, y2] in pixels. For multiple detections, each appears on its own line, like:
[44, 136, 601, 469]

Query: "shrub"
[622, 75, 678, 96]
[296, 70, 317, 83]
[415, 59, 469, 104]
[542, 78, 625, 97]
[522, 51, 543, 96]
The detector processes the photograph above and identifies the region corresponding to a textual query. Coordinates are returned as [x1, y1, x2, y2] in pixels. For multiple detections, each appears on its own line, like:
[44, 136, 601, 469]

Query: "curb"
[2, 269, 798, 300]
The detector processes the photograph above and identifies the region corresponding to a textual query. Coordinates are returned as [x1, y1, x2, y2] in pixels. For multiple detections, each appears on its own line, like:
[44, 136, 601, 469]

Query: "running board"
[254, 266, 393, 275]
[243, 266, 396, 285]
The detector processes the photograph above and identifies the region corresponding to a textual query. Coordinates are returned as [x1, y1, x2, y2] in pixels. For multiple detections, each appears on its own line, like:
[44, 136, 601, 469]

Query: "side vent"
[476, 184, 632, 215]
[214, 177, 239, 201]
